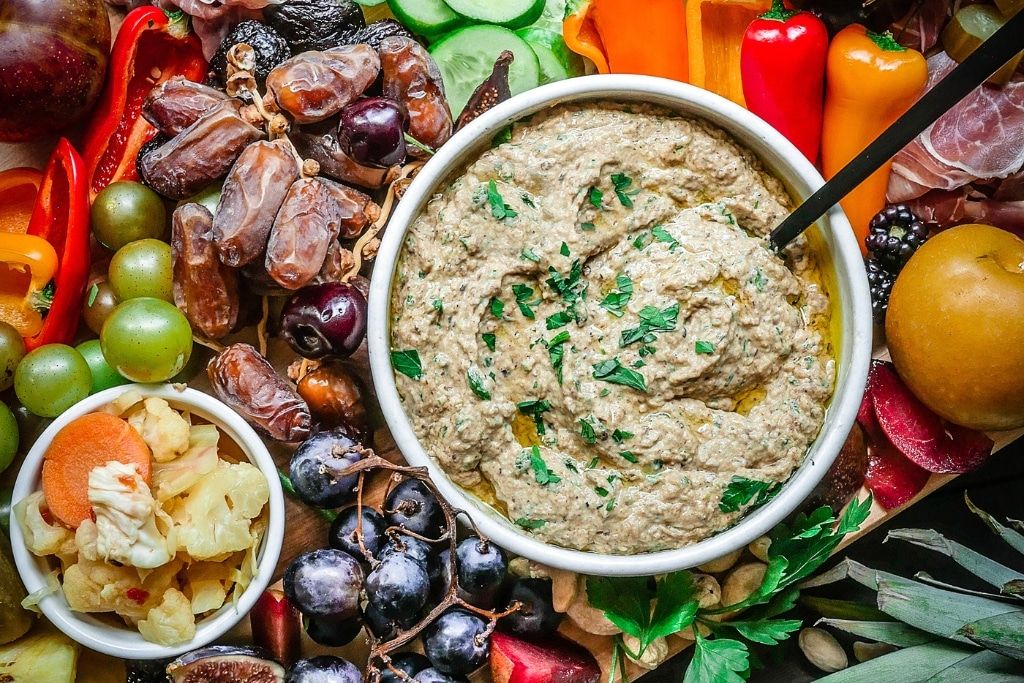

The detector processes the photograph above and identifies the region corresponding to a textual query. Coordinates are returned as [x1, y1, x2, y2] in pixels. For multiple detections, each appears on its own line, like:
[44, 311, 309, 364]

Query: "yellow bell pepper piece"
[0, 233, 59, 337]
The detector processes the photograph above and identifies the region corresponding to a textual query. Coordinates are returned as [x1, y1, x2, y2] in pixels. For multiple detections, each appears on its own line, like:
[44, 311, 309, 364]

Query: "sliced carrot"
[41, 412, 152, 529]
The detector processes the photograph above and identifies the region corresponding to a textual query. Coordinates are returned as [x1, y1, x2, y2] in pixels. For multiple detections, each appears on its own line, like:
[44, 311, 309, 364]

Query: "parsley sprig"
[528, 446, 561, 486]
[593, 358, 647, 392]
[611, 172, 639, 208]
[487, 180, 517, 220]
[599, 275, 633, 317]
[516, 398, 553, 435]
[391, 349, 423, 380]
[719, 476, 783, 513]
[621, 303, 680, 347]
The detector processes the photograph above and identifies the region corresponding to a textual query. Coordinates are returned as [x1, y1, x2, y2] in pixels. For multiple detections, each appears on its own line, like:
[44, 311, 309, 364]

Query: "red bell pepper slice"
[81, 6, 207, 201]
[23, 139, 91, 351]
[740, 0, 828, 163]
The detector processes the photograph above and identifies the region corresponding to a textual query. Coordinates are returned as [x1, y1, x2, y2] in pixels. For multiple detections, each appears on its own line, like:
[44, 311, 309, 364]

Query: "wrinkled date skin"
[297, 360, 370, 440]
[291, 120, 398, 189]
[139, 101, 265, 199]
[143, 77, 232, 137]
[171, 203, 240, 339]
[208, 343, 312, 443]
[267, 44, 380, 124]
[380, 36, 453, 153]
[213, 139, 301, 267]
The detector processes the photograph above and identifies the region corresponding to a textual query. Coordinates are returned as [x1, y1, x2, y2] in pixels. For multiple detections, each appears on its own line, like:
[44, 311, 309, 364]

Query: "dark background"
[639, 439, 1024, 682]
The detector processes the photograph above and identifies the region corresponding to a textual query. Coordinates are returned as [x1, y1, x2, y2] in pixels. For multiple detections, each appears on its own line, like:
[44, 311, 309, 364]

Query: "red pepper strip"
[81, 6, 207, 201]
[740, 0, 828, 163]
[23, 139, 91, 351]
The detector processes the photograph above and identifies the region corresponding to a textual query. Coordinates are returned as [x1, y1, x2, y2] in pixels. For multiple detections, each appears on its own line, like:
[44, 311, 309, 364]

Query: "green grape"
[0, 322, 25, 392]
[83, 278, 119, 335]
[0, 403, 17, 474]
[91, 181, 167, 250]
[108, 238, 173, 302]
[178, 183, 222, 216]
[75, 339, 130, 394]
[101, 297, 193, 383]
[14, 344, 91, 418]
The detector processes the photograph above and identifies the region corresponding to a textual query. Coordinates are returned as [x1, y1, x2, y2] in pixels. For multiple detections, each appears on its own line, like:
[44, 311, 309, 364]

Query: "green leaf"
[515, 517, 547, 530]
[813, 642, 976, 682]
[87, 283, 99, 307]
[958, 610, 1024, 661]
[521, 247, 541, 262]
[586, 576, 652, 639]
[649, 572, 699, 642]
[489, 297, 505, 318]
[621, 303, 678, 347]
[611, 172, 638, 208]
[965, 494, 1024, 555]
[487, 179, 517, 220]
[599, 275, 633, 317]
[579, 417, 597, 444]
[592, 358, 647, 392]
[546, 330, 570, 382]
[886, 528, 1022, 591]
[482, 332, 496, 352]
[529, 446, 561, 486]
[651, 225, 679, 250]
[800, 595, 893, 622]
[612, 429, 633, 443]
[391, 349, 422, 380]
[728, 618, 801, 645]
[927, 650, 1024, 682]
[719, 476, 783, 513]
[838, 494, 873, 534]
[816, 619, 933, 647]
[546, 310, 574, 330]
[467, 369, 491, 400]
[619, 451, 638, 464]
[522, 193, 536, 208]
[695, 340, 715, 355]
[683, 633, 748, 683]
[511, 283, 538, 319]
[517, 398, 552, 435]
[30, 280, 55, 314]
[560, 241, 570, 257]
[588, 186, 604, 209]
[580, 221, 596, 231]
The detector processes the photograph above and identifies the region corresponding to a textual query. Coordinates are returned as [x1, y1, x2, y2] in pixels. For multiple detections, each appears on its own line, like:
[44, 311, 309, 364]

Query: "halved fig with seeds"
[166, 645, 285, 683]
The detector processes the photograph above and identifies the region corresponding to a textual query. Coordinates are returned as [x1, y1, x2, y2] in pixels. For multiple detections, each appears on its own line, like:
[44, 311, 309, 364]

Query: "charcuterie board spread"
[1, 1, 1023, 682]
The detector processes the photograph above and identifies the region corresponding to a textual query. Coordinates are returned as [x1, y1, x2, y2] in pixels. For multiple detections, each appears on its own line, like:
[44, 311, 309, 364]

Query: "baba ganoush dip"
[390, 103, 834, 554]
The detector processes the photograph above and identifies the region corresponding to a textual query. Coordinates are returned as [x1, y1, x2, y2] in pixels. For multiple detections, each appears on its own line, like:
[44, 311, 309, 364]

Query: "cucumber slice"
[387, 0, 462, 37]
[516, 27, 584, 84]
[430, 25, 541, 117]
[442, 0, 546, 29]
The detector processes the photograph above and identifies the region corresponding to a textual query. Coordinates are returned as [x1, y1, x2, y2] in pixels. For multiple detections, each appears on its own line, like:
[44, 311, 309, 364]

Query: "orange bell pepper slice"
[0, 233, 59, 337]
[0, 167, 42, 234]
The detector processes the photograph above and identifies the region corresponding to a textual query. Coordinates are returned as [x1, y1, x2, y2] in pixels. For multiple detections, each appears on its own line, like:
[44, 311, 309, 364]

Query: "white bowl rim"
[9, 383, 285, 659]
[368, 74, 873, 576]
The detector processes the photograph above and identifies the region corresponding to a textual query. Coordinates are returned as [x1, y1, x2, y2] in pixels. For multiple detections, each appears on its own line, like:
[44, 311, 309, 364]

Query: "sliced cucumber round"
[515, 27, 585, 84]
[387, 0, 462, 38]
[442, 0, 546, 29]
[430, 25, 541, 117]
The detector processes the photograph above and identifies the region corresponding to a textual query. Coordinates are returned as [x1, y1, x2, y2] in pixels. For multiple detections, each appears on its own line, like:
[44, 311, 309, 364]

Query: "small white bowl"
[9, 384, 285, 660]
[368, 75, 872, 576]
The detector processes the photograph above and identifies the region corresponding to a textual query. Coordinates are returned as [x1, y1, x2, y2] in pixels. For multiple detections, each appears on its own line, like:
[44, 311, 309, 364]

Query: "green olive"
[91, 181, 167, 251]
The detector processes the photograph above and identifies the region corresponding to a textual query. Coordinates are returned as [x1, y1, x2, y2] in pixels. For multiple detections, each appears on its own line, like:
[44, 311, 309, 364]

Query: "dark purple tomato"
[338, 97, 409, 168]
[0, 0, 110, 141]
[280, 282, 368, 359]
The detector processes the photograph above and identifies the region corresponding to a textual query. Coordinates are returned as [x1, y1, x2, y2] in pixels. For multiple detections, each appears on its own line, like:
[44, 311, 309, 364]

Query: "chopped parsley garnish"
[517, 399, 553, 435]
[651, 225, 679, 250]
[546, 331, 570, 383]
[588, 186, 604, 209]
[520, 248, 540, 262]
[594, 486, 609, 497]
[511, 283, 539, 319]
[580, 221, 596, 231]
[521, 193, 536, 208]
[579, 417, 597, 444]
[560, 242, 570, 257]
[592, 358, 647, 392]
[695, 340, 716, 355]
[612, 429, 633, 443]
[546, 260, 585, 304]
[492, 126, 512, 147]
[489, 297, 504, 318]
[611, 173, 638, 208]
[515, 517, 547, 530]
[467, 368, 491, 400]
[564, 459, 579, 473]
[751, 268, 768, 292]
[719, 476, 784, 513]
[586, 456, 600, 469]
[545, 310, 574, 330]
[605, 498, 616, 512]
[529, 446, 561, 486]
[431, 299, 444, 313]
[599, 274, 633, 317]
[633, 231, 652, 250]
[619, 451, 639, 464]
[487, 180, 517, 220]
[391, 350, 423, 380]
[621, 303, 680, 347]
[482, 332, 496, 352]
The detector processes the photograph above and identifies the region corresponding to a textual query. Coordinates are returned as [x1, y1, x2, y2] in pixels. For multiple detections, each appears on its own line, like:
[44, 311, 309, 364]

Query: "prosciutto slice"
[891, 0, 951, 53]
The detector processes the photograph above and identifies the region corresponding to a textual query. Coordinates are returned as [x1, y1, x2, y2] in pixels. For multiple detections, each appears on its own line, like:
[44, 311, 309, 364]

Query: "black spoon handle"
[770, 10, 1024, 251]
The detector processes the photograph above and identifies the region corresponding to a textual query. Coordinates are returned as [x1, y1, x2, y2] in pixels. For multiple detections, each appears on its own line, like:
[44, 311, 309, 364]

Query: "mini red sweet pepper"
[81, 6, 207, 201]
[740, 0, 829, 163]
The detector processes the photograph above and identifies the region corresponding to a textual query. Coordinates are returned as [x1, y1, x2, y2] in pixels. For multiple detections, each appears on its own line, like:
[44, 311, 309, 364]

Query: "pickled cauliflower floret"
[15, 491, 73, 557]
[138, 588, 196, 646]
[152, 424, 220, 502]
[127, 397, 190, 463]
[75, 519, 100, 561]
[89, 461, 171, 569]
[172, 460, 269, 560]
[63, 558, 154, 618]
[184, 561, 231, 614]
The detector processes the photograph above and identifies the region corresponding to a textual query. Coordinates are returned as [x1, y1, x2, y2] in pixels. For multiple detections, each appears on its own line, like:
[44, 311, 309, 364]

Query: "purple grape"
[280, 282, 367, 359]
[338, 97, 409, 168]
[379, 653, 430, 683]
[287, 655, 362, 683]
[455, 537, 507, 595]
[423, 609, 490, 675]
[363, 601, 419, 641]
[501, 577, 562, 637]
[283, 549, 363, 621]
[384, 479, 444, 538]
[414, 669, 468, 683]
[378, 536, 433, 567]
[305, 616, 362, 647]
[366, 552, 430, 619]
[289, 430, 364, 508]
[329, 506, 387, 560]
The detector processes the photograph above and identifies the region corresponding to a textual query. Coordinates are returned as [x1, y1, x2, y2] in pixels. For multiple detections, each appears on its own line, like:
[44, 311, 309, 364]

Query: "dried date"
[291, 120, 398, 189]
[297, 360, 370, 440]
[138, 101, 265, 199]
[324, 177, 380, 239]
[213, 139, 302, 267]
[267, 45, 380, 124]
[380, 36, 453, 152]
[143, 78, 234, 136]
[241, 241, 354, 297]
[208, 343, 312, 443]
[171, 203, 240, 339]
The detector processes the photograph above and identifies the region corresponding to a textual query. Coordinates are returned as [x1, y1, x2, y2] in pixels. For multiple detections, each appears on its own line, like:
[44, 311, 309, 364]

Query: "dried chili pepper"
[267, 45, 380, 124]
[171, 203, 240, 339]
[81, 6, 208, 201]
[380, 37, 453, 152]
[143, 77, 232, 137]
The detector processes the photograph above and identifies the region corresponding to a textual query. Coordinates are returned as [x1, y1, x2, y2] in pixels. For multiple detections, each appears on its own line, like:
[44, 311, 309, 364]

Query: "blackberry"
[866, 259, 894, 324]
[865, 204, 928, 272]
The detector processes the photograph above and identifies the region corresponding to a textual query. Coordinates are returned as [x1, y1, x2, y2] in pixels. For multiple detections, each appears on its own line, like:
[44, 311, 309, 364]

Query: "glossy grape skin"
[280, 283, 367, 360]
[75, 339, 129, 394]
[304, 617, 362, 648]
[100, 297, 193, 382]
[362, 601, 418, 641]
[108, 238, 174, 302]
[501, 578, 562, 637]
[384, 479, 444, 538]
[379, 653, 430, 683]
[423, 609, 490, 675]
[378, 536, 433, 567]
[284, 549, 364, 621]
[0, 403, 18, 473]
[82, 278, 119, 335]
[287, 655, 362, 683]
[289, 430, 363, 508]
[91, 181, 167, 250]
[414, 668, 468, 683]
[14, 344, 91, 417]
[366, 552, 430, 619]
[456, 537, 507, 595]
[329, 506, 387, 560]
[338, 98, 409, 168]
[0, 322, 25, 391]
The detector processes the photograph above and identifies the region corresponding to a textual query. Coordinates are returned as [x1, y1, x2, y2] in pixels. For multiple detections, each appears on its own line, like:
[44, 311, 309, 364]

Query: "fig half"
[166, 646, 285, 683]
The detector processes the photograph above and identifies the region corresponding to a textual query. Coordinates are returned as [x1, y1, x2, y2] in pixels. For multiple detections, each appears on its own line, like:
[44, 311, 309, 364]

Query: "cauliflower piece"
[126, 398, 190, 463]
[75, 519, 100, 561]
[138, 588, 196, 646]
[15, 492, 73, 557]
[102, 389, 144, 417]
[89, 461, 172, 569]
[62, 559, 154, 618]
[184, 562, 230, 615]
[152, 424, 220, 502]
[172, 461, 268, 560]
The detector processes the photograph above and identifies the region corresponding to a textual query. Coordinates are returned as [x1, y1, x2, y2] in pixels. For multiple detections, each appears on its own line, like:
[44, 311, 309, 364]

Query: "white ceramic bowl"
[368, 75, 872, 576]
[9, 384, 285, 660]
